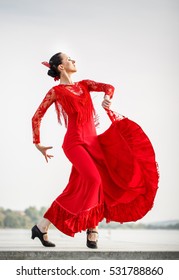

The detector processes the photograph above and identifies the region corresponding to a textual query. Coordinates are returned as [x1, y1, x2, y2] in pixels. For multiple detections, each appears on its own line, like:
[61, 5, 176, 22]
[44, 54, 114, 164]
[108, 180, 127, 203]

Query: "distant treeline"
[0, 207, 47, 229]
[0, 207, 179, 229]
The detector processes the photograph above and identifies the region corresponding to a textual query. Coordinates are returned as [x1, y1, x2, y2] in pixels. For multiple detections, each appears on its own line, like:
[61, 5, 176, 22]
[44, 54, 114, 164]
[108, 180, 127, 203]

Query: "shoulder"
[42, 87, 57, 103]
[78, 79, 95, 87]
[79, 79, 94, 84]
[51, 85, 64, 96]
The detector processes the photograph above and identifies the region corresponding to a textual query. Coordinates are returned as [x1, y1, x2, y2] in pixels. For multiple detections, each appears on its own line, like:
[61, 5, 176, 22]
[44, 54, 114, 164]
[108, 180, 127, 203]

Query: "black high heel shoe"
[31, 225, 55, 247]
[86, 229, 98, 249]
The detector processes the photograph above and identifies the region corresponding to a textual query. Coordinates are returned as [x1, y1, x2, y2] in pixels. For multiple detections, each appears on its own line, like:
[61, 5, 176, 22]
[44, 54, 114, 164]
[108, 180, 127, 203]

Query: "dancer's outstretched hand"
[35, 144, 54, 163]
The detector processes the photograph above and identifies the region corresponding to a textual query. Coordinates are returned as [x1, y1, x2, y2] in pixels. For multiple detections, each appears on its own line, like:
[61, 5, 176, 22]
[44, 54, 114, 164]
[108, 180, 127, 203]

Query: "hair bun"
[47, 69, 57, 78]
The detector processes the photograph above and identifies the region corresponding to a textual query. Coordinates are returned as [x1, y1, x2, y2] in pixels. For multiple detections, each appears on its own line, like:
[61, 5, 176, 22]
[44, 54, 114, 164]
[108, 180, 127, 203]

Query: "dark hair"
[48, 52, 62, 78]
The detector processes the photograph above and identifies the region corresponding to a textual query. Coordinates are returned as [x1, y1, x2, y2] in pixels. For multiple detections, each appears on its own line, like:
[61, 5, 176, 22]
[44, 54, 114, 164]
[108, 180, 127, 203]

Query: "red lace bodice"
[32, 79, 114, 144]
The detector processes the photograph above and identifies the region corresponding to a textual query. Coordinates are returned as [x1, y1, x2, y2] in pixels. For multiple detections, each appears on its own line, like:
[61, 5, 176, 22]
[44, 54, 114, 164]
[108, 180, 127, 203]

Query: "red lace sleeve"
[32, 88, 56, 144]
[81, 79, 115, 98]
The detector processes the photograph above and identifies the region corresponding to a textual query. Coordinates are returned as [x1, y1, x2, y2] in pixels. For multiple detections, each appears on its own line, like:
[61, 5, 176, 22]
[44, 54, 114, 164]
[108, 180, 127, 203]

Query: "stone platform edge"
[0, 251, 179, 260]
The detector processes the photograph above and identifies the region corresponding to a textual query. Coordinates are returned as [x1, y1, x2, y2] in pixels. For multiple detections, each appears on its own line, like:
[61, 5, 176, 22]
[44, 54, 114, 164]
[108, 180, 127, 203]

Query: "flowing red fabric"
[32, 80, 159, 237]
[98, 110, 159, 223]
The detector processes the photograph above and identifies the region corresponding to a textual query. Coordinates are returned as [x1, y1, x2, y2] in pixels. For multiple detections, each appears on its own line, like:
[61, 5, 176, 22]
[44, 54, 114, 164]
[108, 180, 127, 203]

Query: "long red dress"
[32, 80, 159, 237]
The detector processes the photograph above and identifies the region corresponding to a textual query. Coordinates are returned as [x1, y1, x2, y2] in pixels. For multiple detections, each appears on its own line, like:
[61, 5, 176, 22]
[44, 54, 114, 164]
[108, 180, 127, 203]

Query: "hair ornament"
[41, 61, 59, 81]
[54, 76, 60, 81]
[41, 61, 50, 68]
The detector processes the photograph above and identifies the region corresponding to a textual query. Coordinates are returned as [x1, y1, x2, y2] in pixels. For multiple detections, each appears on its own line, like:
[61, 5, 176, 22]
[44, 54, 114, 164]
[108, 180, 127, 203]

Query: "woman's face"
[58, 53, 77, 74]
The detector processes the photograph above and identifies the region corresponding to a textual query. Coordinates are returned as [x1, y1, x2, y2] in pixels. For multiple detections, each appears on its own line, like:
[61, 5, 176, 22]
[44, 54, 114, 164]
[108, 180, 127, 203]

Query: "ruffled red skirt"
[44, 112, 159, 236]
[99, 115, 159, 223]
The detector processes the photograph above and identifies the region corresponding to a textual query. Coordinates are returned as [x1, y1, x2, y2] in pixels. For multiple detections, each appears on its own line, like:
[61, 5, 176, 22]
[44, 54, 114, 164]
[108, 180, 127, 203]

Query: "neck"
[60, 72, 74, 85]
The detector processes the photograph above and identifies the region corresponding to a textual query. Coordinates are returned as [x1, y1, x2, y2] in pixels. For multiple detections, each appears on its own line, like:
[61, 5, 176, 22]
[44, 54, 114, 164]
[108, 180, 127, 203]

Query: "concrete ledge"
[0, 251, 179, 260]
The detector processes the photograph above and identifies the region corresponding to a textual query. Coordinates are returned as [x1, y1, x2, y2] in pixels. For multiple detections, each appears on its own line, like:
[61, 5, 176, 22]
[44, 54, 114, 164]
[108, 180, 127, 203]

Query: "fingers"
[102, 99, 111, 109]
[35, 144, 54, 163]
[44, 147, 53, 163]
[45, 155, 48, 163]
[45, 154, 54, 163]
[41, 147, 53, 163]
[46, 146, 53, 150]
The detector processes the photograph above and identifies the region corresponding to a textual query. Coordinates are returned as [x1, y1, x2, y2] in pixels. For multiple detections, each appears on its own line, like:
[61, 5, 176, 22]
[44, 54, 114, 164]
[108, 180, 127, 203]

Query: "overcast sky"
[0, 0, 179, 223]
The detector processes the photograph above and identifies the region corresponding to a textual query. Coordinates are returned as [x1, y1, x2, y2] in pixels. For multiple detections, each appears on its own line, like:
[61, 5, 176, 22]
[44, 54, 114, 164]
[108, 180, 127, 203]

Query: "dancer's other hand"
[35, 144, 54, 163]
[102, 95, 111, 109]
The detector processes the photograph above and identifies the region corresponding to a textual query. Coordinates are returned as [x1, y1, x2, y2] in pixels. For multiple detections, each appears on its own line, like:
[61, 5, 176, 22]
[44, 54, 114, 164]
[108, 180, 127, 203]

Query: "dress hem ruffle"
[44, 201, 104, 237]
[104, 186, 158, 223]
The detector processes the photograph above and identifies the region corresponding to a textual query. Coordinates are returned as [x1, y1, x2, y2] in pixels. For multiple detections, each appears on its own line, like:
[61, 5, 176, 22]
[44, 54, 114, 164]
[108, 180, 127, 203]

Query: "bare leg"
[37, 218, 51, 241]
[37, 218, 51, 232]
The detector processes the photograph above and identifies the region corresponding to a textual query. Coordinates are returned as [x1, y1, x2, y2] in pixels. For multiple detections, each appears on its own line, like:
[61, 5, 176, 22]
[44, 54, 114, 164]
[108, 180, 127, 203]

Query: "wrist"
[104, 95, 110, 100]
[35, 143, 41, 149]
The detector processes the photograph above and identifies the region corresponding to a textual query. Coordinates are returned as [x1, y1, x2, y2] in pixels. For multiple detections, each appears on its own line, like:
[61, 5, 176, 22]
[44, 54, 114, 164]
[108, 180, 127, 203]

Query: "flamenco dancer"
[31, 52, 159, 248]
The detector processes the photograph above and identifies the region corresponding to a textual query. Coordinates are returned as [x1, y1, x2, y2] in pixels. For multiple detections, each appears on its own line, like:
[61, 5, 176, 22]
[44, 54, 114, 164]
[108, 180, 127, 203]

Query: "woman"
[31, 52, 159, 248]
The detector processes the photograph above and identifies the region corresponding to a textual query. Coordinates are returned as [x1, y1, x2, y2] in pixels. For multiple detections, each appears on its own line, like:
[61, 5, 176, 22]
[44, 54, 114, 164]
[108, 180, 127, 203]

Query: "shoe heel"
[31, 234, 35, 240]
[31, 234, 35, 239]
[31, 228, 36, 239]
